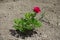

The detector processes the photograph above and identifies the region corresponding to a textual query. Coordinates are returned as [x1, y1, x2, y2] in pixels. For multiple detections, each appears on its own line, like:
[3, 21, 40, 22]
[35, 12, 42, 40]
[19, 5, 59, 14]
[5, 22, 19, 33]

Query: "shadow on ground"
[9, 29, 37, 39]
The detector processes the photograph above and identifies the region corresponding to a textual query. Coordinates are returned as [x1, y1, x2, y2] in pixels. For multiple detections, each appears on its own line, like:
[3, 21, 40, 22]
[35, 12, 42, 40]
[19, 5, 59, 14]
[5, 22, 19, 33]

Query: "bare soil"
[0, 0, 60, 40]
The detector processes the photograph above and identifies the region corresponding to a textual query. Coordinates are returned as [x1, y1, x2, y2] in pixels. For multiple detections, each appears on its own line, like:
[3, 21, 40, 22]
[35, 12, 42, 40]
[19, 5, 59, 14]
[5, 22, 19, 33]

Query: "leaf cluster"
[13, 12, 42, 32]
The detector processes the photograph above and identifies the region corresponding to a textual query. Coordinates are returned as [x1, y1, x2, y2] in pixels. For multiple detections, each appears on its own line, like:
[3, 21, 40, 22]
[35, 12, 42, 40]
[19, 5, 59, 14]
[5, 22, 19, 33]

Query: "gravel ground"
[0, 0, 60, 40]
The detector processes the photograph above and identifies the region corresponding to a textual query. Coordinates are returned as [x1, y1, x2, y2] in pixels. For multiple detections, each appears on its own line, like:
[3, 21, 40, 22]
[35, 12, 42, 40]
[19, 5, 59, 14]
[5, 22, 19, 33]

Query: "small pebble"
[13, 0, 16, 2]
[42, 34, 48, 38]
[9, 39, 13, 40]
[54, 4, 56, 6]
[58, 16, 60, 18]
[58, 23, 60, 26]
[40, 33, 42, 35]
[37, 33, 42, 37]
[51, 10, 54, 12]
[0, 33, 1, 35]
[4, 16, 6, 17]
[9, 8, 11, 9]
[15, 39, 18, 40]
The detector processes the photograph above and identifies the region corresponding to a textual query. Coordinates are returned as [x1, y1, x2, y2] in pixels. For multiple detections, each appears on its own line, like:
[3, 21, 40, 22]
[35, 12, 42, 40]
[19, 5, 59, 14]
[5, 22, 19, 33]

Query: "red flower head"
[33, 6, 41, 13]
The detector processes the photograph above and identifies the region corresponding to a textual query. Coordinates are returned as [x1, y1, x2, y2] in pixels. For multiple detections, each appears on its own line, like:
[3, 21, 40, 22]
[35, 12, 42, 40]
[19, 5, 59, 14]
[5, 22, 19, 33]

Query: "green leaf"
[25, 12, 36, 19]
[14, 18, 21, 25]
[35, 21, 42, 27]
[13, 25, 19, 30]
[24, 25, 33, 30]
[32, 19, 42, 27]
[25, 12, 31, 19]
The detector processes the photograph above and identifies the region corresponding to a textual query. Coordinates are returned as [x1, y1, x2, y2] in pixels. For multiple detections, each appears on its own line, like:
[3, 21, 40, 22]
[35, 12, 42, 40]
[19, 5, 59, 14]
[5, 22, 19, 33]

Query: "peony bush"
[13, 6, 42, 33]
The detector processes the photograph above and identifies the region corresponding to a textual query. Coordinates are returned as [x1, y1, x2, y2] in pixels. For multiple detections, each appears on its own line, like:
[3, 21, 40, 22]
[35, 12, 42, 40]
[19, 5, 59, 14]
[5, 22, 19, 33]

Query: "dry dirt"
[0, 0, 60, 40]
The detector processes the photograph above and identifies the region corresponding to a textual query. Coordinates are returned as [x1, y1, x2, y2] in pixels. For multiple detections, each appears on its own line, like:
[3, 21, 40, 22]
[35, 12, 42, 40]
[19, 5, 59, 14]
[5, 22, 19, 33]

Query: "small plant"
[13, 6, 42, 33]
